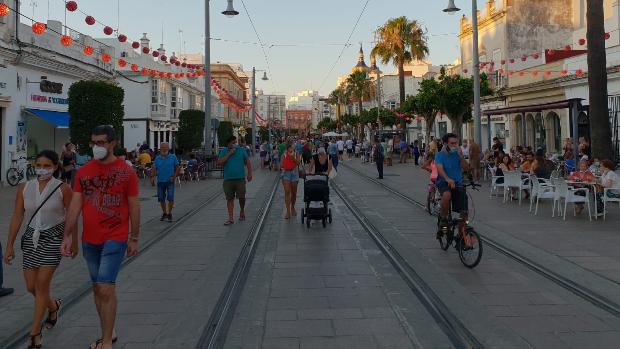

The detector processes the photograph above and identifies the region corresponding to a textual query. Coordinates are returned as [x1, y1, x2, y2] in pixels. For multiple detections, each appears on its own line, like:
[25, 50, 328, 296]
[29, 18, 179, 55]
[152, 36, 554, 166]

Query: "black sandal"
[88, 336, 119, 349]
[27, 332, 42, 349]
[44, 299, 62, 329]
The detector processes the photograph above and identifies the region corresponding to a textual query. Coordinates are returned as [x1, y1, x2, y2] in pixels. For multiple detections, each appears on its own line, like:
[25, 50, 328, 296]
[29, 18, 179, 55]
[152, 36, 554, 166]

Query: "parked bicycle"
[436, 182, 483, 268]
[6, 156, 36, 186]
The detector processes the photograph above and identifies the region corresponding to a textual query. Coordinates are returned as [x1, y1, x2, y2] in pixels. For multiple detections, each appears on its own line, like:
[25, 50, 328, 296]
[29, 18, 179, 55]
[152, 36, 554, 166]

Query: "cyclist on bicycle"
[435, 133, 470, 237]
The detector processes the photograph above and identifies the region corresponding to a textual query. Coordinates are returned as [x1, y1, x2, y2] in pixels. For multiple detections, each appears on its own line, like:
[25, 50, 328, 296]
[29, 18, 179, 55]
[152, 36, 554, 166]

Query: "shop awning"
[25, 109, 69, 128]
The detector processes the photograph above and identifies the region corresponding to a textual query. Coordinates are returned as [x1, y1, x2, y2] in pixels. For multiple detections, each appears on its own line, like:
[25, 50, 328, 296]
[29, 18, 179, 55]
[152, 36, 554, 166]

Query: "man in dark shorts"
[435, 133, 470, 239]
[217, 136, 253, 225]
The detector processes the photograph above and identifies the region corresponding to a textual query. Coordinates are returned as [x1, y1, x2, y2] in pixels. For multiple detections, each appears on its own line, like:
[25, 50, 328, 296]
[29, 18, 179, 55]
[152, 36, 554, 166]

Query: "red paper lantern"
[118, 34, 127, 43]
[117, 59, 127, 68]
[576, 69, 584, 77]
[487, 67, 493, 73]
[578, 38, 586, 45]
[175, 61, 180, 67]
[532, 53, 540, 59]
[142, 47, 150, 54]
[498, 69, 504, 75]
[65, 1, 78, 12]
[605, 32, 611, 40]
[500, 59, 506, 65]
[160, 55, 167, 62]
[103, 26, 113, 35]
[152, 51, 160, 57]
[518, 71, 525, 76]
[150, 70, 158, 77]
[561, 70, 568, 76]
[175, 73, 180, 78]
[548, 49, 555, 56]
[101, 53, 111, 63]
[180, 73, 185, 78]
[564, 45, 572, 51]
[0, 3, 11, 17]
[544, 71, 552, 77]
[141, 68, 149, 75]
[131, 41, 140, 49]
[182, 63, 187, 68]
[32, 22, 46, 35]
[480, 63, 486, 69]
[83, 45, 94, 56]
[509, 58, 515, 64]
[60, 36, 73, 47]
[531, 71, 539, 77]
[463, 69, 468, 74]
[508, 70, 514, 75]
[159, 72, 166, 78]
[85, 15, 95, 25]
[167, 72, 173, 79]
[131, 64, 139, 72]
[521, 55, 527, 62]
[490, 61, 495, 66]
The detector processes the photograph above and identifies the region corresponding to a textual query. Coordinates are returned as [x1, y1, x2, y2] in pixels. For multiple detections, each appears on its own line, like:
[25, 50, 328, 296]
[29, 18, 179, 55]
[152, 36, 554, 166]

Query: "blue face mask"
[449, 147, 458, 154]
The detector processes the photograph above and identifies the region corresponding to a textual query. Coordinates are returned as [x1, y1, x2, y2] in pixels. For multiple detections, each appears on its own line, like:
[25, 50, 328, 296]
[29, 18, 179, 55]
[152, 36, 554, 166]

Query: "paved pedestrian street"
[2, 158, 620, 349]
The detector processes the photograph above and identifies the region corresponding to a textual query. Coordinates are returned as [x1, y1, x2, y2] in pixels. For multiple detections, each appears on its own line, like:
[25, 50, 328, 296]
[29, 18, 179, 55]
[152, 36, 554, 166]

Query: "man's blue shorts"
[82, 241, 127, 284]
[157, 181, 175, 202]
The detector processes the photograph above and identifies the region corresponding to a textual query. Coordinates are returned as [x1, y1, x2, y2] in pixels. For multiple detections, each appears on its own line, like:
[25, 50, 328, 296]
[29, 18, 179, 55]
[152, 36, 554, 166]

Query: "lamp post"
[370, 64, 382, 140]
[444, 0, 483, 149]
[250, 68, 269, 153]
[204, 0, 238, 158]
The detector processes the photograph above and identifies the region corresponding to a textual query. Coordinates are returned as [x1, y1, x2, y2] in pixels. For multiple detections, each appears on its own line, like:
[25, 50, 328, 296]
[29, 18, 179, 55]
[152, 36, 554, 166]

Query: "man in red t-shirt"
[61, 126, 140, 349]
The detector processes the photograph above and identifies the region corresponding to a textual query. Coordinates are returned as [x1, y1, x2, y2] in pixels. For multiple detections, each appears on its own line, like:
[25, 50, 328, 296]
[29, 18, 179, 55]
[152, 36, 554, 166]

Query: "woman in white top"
[595, 159, 620, 216]
[3, 150, 78, 349]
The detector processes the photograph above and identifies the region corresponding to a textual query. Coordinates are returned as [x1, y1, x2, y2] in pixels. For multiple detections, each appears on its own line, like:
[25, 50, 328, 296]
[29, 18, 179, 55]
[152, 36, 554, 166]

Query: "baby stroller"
[301, 175, 332, 228]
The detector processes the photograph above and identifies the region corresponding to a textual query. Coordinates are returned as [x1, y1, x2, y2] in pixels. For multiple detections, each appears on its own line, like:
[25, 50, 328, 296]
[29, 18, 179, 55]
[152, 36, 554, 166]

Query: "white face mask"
[35, 168, 53, 180]
[92, 145, 108, 160]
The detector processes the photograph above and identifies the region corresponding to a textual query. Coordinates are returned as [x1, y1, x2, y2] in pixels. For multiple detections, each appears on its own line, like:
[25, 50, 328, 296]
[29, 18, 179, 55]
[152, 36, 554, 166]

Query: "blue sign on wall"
[9, 136, 13, 145]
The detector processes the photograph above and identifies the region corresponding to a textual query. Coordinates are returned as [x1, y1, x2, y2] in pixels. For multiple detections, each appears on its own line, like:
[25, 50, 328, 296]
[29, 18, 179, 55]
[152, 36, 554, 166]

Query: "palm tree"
[371, 16, 428, 106]
[587, 0, 613, 159]
[328, 87, 349, 120]
[345, 71, 376, 117]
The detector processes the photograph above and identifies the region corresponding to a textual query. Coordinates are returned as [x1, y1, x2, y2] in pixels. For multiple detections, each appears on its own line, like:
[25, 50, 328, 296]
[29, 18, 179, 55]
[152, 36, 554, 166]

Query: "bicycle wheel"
[457, 227, 483, 268]
[6, 168, 21, 186]
[26, 165, 36, 181]
[436, 217, 451, 251]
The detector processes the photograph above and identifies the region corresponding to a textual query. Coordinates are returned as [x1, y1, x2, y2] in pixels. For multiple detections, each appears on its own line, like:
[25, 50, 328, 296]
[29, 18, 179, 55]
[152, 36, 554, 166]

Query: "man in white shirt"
[346, 139, 353, 160]
[461, 139, 470, 159]
[387, 137, 394, 166]
[337, 139, 345, 161]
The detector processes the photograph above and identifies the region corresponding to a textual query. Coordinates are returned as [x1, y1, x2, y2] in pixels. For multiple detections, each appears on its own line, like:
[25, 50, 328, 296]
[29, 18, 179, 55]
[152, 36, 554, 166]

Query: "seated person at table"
[530, 150, 551, 179]
[520, 153, 534, 173]
[594, 159, 620, 216]
[569, 160, 595, 214]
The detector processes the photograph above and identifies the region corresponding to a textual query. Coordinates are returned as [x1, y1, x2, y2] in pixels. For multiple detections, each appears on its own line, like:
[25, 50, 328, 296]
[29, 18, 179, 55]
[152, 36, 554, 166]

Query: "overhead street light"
[204, 0, 239, 158]
[443, 0, 485, 150]
[222, 0, 239, 18]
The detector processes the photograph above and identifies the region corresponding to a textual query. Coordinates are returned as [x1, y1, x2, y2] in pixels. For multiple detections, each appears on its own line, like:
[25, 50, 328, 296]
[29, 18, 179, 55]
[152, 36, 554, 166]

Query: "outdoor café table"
[567, 180, 600, 219]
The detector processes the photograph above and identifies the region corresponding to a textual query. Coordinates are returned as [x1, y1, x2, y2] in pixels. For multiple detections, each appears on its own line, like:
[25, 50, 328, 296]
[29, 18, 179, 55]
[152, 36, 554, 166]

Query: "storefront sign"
[39, 80, 63, 94]
[30, 94, 69, 105]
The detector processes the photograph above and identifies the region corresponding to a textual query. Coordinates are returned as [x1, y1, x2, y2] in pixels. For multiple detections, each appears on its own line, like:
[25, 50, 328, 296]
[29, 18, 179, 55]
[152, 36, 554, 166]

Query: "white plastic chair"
[603, 188, 620, 220]
[503, 171, 528, 205]
[529, 175, 555, 215]
[489, 166, 505, 198]
[554, 179, 591, 221]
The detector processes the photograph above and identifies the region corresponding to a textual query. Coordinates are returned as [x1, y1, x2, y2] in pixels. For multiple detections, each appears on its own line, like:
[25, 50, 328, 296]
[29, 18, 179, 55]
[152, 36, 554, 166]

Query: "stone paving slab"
[3, 166, 277, 348]
[224, 179, 454, 349]
[336, 160, 620, 348]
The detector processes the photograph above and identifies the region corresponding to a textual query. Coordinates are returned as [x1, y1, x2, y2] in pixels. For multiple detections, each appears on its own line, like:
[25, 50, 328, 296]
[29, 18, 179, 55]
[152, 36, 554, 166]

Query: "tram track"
[195, 176, 280, 349]
[330, 180, 485, 349]
[341, 163, 620, 319]
[2, 186, 225, 349]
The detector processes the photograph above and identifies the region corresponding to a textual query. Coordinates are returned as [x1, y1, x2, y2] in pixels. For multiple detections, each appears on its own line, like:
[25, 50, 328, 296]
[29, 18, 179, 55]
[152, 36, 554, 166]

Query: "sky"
[28, 0, 467, 99]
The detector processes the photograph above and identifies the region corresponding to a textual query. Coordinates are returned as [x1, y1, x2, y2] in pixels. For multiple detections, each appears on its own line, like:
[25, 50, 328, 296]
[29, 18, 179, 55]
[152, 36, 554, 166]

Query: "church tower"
[352, 44, 370, 74]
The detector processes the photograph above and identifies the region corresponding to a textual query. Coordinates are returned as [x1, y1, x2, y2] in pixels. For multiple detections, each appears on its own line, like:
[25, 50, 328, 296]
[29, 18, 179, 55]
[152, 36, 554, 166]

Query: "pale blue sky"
[30, 0, 467, 98]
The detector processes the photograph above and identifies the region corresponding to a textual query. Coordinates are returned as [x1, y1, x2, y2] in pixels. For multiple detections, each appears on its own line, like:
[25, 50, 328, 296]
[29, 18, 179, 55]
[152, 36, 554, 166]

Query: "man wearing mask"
[151, 142, 180, 222]
[61, 125, 140, 349]
[218, 136, 253, 225]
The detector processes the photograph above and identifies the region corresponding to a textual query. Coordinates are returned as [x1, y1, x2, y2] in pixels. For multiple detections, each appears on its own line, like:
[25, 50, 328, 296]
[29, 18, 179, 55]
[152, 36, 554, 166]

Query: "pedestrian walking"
[61, 126, 140, 349]
[218, 136, 253, 225]
[4, 150, 78, 349]
[413, 140, 421, 166]
[281, 143, 302, 219]
[337, 138, 345, 161]
[346, 138, 353, 160]
[151, 142, 180, 222]
[328, 139, 339, 170]
[60, 143, 77, 185]
[399, 138, 408, 163]
[374, 138, 384, 179]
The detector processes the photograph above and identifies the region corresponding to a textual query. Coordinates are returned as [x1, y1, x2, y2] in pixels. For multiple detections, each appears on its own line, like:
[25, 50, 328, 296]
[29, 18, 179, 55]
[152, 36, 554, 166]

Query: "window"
[438, 122, 448, 138]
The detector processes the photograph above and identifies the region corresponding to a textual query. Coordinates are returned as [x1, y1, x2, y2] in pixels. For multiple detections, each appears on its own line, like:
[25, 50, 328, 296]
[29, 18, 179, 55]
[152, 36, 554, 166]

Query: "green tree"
[176, 109, 205, 153]
[371, 16, 428, 105]
[438, 69, 492, 140]
[345, 71, 375, 116]
[218, 121, 233, 147]
[328, 87, 350, 121]
[68, 80, 124, 153]
[587, 0, 613, 159]
[317, 117, 337, 131]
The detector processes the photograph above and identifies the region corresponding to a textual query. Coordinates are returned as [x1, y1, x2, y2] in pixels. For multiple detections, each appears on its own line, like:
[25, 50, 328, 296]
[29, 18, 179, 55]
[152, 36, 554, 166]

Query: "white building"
[1, 5, 114, 184]
[288, 90, 326, 128]
[255, 90, 286, 128]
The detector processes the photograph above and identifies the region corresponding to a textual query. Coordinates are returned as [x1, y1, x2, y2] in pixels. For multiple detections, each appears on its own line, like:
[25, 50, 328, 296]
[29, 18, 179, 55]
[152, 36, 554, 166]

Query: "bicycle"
[436, 182, 483, 268]
[426, 180, 441, 216]
[6, 156, 36, 186]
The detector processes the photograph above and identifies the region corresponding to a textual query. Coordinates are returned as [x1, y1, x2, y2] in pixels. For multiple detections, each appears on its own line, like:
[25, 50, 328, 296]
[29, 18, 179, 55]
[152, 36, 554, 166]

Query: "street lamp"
[443, 0, 483, 149]
[250, 67, 269, 153]
[204, 0, 238, 158]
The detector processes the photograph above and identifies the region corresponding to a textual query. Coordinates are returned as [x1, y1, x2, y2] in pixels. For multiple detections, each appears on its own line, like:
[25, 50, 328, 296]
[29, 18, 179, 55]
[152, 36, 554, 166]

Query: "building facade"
[255, 90, 286, 128]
